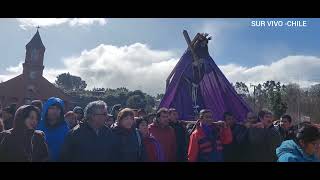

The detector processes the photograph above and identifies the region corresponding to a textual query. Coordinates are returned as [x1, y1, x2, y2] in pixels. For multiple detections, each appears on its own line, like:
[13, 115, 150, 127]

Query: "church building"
[0, 29, 72, 109]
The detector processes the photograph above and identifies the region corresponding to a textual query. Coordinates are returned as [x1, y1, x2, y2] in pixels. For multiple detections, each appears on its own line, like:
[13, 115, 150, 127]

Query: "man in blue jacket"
[37, 97, 69, 161]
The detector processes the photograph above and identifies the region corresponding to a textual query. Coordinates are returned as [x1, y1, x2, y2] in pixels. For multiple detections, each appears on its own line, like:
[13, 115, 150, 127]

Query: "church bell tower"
[22, 27, 45, 80]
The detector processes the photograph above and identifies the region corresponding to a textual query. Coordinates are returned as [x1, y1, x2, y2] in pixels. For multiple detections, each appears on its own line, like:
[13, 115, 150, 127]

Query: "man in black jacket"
[247, 109, 282, 162]
[59, 100, 119, 162]
[223, 112, 249, 162]
[169, 108, 187, 162]
[275, 114, 296, 141]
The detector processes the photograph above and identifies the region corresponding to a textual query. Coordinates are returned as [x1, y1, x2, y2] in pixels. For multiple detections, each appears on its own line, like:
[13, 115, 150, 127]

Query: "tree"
[116, 87, 129, 94]
[235, 82, 249, 98]
[126, 95, 146, 109]
[117, 92, 128, 106]
[93, 87, 105, 92]
[55, 73, 87, 92]
[306, 84, 320, 122]
[145, 94, 156, 112]
[282, 83, 300, 122]
[262, 81, 287, 119]
[128, 90, 145, 98]
[104, 95, 118, 107]
[254, 83, 266, 112]
[156, 93, 164, 100]
[309, 84, 320, 98]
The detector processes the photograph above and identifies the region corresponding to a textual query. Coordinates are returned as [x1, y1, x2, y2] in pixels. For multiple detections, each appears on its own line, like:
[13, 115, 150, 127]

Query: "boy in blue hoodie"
[277, 124, 320, 162]
[37, 97, 69, 161]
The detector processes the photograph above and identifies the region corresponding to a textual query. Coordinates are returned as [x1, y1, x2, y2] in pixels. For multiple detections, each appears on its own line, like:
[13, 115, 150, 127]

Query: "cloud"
[6, 62, 24, 74]
[220, 55, 320, 89]
[1, 42, 320, 96]
[16, 18, 107, 29]
[0, 62, 23, 82]
[199, 19, 245, 36]
[0, 43, 179, 96]
[0, 62, 69, 84]
[68, 18, 107, 26]
[49, 51, 320, 95]
[61, 43, 178, 95]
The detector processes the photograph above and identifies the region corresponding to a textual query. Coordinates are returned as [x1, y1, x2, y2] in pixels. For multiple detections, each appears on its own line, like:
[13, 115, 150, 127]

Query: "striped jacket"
[188, 125, 232, 162]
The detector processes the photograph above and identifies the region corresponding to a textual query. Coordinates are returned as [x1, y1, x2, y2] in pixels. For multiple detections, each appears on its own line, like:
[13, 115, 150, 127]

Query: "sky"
[0, 18, 319, 96]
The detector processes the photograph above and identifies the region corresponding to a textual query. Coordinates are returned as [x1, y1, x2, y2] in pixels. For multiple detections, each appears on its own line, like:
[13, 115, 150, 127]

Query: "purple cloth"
[159, 43, 251, 122]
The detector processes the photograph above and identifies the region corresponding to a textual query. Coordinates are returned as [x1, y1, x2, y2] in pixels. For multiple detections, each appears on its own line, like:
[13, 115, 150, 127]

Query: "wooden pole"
[183, 30, 200, 63]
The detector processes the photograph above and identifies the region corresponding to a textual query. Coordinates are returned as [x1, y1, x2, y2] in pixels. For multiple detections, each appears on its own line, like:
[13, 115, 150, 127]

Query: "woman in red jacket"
[188, 109, 232, 162]
[136, 117, 164, 161]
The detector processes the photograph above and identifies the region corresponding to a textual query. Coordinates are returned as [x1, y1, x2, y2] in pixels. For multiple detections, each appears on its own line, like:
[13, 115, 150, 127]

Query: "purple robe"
[159, 41, 251, 122]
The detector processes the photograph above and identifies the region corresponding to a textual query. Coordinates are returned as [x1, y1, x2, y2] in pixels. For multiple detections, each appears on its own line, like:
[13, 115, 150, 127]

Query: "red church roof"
[0, 74, 71, 106]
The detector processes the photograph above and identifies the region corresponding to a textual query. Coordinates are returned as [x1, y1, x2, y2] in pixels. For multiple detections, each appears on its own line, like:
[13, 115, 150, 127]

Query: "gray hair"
[84, 100, 107, 120]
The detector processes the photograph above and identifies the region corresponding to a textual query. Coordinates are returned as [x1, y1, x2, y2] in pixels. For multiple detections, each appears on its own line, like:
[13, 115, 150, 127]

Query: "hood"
[41, 97, 65, 127]
[276, 140, 302, 158]
[276, 140, 318, 161]
[13, 105, 40, 133]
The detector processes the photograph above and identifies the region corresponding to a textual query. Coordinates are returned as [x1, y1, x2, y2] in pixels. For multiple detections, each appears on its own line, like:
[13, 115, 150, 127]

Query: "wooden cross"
[166, 31, 201, 89]
[183, 30, 205, 80]
[183, 30, 200, 62]
[183, 30, 208, 116]
[165, 30, 211, 89]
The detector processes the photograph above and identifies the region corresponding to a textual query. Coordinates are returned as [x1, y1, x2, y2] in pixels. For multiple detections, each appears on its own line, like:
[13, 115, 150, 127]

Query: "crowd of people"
[0, 96, 320, 162]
